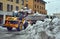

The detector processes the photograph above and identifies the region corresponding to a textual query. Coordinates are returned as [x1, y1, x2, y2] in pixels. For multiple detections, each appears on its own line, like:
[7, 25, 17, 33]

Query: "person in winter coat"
[20, 22, 24, 30]
[18, 12, 24, 20]
[0, 18, 2, 24]
[0, 18, 1, 24]
[23, 21, 28, 29]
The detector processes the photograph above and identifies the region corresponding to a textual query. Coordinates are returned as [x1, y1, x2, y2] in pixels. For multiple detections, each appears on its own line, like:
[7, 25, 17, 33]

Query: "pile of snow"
[0, 26, 7, 30]
[18, 18, 60, 39]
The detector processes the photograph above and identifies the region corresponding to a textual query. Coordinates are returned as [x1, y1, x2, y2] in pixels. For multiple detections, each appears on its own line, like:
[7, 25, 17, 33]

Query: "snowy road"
[0, 26, 25, 39]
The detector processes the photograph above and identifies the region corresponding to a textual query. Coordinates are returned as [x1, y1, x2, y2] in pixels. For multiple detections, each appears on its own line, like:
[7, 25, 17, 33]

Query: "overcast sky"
[44, 0, 60, 15]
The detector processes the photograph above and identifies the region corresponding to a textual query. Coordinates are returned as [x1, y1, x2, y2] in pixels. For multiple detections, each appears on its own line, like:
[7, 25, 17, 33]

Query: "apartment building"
[0, 0, 22, 12]
[24, 0, 47, 14]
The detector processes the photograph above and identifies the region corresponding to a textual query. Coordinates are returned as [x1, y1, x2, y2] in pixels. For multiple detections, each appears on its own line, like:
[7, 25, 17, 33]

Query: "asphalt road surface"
[0, 26, 26, 39]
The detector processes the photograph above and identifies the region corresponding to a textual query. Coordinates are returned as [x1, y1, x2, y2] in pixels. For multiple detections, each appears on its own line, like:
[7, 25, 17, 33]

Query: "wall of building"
[33, 0, 47, 14]
[0, 0, 23, 25]
[0, 0, 22, 12]
[24, 0, 47, 14]
[24, 0, 34, 10]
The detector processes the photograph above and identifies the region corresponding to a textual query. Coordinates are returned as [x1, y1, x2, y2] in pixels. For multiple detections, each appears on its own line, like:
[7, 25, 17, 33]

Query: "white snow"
[22, 18, 60, 39]
[0, 26, 7, 30]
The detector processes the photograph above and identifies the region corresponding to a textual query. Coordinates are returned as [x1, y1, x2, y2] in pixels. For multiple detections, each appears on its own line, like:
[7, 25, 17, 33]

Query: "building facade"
[0, 0, 22, 12]
[24, 0, 47, 14]
[0, 0, 23, 24]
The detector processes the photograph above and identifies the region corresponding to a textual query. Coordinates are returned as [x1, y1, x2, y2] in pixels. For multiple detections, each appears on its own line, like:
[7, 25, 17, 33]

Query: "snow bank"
[0, 18, 59, 39]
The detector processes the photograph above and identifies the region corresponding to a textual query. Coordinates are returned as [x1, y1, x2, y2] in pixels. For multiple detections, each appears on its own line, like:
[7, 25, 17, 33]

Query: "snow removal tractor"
[3, 7, 32, 31]
[1, 7, 48, 31]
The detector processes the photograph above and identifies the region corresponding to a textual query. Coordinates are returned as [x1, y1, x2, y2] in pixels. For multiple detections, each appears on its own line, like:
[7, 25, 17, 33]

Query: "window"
[26, 0, 28, 2]
[0, 3, 3, 11]
[35, 4, 36, 8]
[7, 0, 13, 2]
[11, 0, 13, 2]
[16, 6, 19, 11]
[7, 4, 10, 11]
[41, 7, 43, 10]
[11, 5, 13, 11]
[26, 4, 28, 7]
[7, 4, 13, 11]
[7, 0, 10, 1]
[40, 6, 41, 9]
[34, 0, 36, 2]
[16, 0, 19, 3]
[37, 6, 39, 8]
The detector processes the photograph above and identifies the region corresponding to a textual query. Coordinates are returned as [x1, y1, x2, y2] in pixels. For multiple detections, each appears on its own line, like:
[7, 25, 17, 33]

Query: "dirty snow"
[0, 18, 60, 39]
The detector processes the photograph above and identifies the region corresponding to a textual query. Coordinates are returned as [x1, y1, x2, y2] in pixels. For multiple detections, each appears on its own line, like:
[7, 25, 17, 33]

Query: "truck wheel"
[7, 27, 12, 31]
[16, 27, 20, 31]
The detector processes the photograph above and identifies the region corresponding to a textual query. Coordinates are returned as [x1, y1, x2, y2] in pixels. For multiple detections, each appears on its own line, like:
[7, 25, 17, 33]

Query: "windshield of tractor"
[6, 17, 18, 21]
[13, 11, 24, 17]
[8, 21, 18, 24]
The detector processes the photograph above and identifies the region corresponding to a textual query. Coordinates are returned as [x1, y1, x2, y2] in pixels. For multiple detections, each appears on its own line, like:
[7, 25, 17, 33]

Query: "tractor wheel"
[7, 27, 12, 31]
[16, 27, 20, 31]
